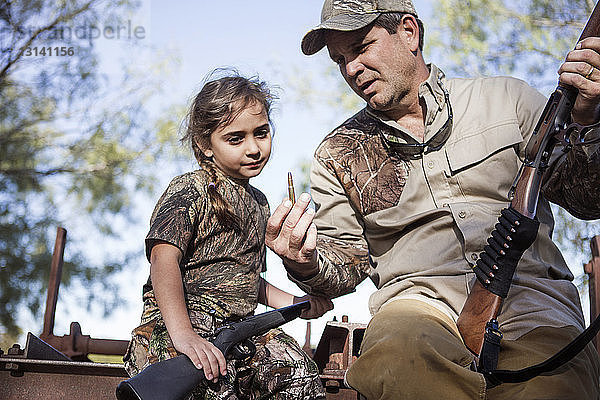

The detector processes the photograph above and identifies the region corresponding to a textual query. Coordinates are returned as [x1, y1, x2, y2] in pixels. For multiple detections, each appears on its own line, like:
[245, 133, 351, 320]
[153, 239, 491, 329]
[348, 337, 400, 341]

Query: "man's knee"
[346, 300, 484, 400]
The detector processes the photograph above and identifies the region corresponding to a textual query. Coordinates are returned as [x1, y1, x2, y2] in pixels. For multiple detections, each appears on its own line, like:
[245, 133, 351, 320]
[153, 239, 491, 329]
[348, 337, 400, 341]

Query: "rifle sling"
[481, 312, 600, 385]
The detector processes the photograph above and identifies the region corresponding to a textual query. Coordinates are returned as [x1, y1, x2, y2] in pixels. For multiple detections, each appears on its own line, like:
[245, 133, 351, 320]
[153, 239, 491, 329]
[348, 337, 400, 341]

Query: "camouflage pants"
[124, 317, 325, 400]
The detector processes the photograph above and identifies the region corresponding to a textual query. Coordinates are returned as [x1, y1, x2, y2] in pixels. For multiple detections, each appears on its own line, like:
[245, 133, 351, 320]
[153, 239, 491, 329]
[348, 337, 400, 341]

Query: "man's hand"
[559, 36, 600, 125]
[294, 294, 334, 319]
[266, 192, 319, 279]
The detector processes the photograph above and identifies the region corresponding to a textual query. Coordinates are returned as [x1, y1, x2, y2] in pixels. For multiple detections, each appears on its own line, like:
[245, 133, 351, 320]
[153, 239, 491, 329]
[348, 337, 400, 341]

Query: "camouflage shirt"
[294, 64, 600, 340]
[140, 167, 269, 326]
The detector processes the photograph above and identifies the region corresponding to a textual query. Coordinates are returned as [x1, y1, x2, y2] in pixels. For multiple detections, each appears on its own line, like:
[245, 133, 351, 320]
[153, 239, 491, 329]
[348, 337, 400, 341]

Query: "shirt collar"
[366, 63, 449, 136]
[366, 64, 453, 158]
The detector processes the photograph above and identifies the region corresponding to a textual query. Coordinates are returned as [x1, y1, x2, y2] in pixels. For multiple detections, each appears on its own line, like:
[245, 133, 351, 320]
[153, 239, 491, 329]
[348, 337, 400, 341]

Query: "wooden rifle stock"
[457, 2, 600, 357]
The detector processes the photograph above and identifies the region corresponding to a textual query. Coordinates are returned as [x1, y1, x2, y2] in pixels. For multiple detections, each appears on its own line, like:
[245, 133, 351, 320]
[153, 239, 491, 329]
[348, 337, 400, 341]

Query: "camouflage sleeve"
[145, 173, 202, 260]
[542, 138, 600, 220]
[288, 155, 370, 298]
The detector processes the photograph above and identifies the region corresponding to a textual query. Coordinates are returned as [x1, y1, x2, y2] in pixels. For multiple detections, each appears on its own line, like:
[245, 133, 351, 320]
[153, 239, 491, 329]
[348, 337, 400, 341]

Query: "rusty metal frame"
[313, 316, 365, 399]
[37, 227, 129, 360]
[1, 227, 129, 399]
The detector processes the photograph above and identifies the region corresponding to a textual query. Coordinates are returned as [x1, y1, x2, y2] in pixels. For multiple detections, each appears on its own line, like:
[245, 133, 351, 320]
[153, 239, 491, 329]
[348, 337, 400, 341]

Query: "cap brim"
[301, 13, 379, 55]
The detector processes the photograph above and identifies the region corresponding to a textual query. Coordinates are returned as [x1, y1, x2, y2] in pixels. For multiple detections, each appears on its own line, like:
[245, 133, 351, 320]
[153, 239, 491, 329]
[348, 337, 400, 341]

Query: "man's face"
[325, 21, 418, 114]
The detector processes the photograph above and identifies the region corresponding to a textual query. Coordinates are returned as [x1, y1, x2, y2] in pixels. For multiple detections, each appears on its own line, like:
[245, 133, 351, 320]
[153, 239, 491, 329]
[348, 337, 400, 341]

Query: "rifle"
[457, 2, 600, 363]
[116, 301, 310, 400]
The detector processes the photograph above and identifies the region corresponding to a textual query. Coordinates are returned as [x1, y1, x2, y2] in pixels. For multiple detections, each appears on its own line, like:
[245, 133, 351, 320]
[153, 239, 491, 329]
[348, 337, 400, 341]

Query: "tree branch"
[0, 0, 96, 81]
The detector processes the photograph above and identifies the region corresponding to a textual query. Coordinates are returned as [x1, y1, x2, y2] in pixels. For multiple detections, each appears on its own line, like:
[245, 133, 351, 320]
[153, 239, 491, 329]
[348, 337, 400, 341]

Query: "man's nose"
[345, 56, 363, 78]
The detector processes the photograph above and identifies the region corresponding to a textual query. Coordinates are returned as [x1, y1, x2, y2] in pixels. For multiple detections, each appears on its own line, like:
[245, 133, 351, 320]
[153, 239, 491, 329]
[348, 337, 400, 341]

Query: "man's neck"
[383, 63, 430, 141]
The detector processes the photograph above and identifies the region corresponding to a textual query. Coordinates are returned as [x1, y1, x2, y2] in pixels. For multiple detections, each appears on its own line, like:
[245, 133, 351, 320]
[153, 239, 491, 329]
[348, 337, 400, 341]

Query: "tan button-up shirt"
[295, 64, 600, 340]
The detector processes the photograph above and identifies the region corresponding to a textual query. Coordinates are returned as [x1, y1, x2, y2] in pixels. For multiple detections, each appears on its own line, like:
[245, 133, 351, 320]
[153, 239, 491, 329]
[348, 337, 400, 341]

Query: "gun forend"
[116, 301, 311, 400]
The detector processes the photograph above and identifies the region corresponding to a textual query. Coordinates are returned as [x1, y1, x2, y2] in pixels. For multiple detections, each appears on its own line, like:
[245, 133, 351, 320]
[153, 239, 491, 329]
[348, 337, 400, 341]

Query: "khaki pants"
[346, 299, 600, 400]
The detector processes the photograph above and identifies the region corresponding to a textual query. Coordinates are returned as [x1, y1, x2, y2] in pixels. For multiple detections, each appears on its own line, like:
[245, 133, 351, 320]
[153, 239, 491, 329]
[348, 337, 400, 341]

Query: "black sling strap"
[480, 311, 600, 386]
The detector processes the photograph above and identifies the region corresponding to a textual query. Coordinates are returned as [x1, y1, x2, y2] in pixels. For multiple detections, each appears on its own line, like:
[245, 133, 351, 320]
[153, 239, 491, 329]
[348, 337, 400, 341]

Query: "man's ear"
[400, 14, 420, 53]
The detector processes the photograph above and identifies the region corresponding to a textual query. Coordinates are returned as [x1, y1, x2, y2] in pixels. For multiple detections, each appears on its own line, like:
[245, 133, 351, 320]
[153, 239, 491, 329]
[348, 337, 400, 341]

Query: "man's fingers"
[564, 48, 600, 68]
[265, 200, 292, 244]
[301, 222, 318, 259]
[559, 40, 600, 87]
[284, 193, 312, 233]
[289, 207, 315, 253]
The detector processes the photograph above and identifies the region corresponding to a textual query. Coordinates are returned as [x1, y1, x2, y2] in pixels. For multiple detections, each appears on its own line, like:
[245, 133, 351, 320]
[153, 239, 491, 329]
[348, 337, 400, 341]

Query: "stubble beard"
[373, 64, 418, 117]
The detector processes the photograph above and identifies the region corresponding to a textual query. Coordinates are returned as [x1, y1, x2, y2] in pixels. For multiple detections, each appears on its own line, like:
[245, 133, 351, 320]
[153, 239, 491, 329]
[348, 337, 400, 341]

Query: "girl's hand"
[170, 329, 227, 383]
[295, 294, 334, 319]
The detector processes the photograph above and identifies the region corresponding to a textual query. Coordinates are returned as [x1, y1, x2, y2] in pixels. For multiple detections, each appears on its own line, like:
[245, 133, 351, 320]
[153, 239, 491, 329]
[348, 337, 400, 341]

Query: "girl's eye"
[227, 136, 242, 144]
[255, 129, 269, 138]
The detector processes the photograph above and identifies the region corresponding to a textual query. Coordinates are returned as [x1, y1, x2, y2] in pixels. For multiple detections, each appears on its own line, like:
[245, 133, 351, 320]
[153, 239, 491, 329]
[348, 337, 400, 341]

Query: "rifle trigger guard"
[230, 339, 256, 361]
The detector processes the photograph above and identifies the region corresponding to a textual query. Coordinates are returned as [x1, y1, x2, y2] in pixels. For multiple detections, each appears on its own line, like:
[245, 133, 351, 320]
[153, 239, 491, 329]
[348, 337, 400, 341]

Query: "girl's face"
[202, 101, 272, 180]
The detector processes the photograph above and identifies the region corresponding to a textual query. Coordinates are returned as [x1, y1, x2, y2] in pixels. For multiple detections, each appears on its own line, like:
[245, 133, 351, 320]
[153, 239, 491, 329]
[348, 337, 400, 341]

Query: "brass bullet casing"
[287, 172, 295, 205]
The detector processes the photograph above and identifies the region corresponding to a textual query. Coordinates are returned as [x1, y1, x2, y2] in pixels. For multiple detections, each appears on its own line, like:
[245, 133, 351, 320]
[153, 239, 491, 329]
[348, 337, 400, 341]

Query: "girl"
[124, 71, 332, 399]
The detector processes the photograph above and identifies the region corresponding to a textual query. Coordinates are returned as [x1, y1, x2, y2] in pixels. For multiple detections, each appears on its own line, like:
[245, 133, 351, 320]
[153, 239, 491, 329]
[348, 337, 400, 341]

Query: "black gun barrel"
[116, 355, 200, 400]
[116, 301, 311, 400]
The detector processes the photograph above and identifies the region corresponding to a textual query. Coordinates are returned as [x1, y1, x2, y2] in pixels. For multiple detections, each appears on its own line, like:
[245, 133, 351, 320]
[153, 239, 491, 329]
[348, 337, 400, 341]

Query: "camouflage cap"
[301, 0, 418, 55]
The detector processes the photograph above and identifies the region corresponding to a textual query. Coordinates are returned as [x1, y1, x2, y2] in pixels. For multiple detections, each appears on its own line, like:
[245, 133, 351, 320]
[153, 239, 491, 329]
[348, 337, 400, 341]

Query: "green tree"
[0, 0, 174, 342]
[429, 0, 591, 89]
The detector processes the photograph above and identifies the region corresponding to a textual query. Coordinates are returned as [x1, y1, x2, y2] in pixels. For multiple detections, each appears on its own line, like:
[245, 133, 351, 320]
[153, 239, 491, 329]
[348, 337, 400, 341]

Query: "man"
[266, 0, 600, 398]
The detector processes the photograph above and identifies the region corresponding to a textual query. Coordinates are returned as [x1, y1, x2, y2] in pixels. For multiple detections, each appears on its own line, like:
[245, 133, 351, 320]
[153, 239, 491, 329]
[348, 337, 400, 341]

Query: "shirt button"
[458, 211, 467, 218]
[471, 253, 479, 261]
[427, 160, 435, 169]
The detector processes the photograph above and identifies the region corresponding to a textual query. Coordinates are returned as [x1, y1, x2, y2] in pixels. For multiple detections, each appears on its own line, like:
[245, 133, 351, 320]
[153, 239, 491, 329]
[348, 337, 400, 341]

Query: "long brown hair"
[180, 69, 276, 230]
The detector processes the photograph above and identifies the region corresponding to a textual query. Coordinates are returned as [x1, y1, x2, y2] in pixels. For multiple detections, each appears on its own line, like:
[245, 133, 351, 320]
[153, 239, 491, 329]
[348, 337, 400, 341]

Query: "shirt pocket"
[445, 121, 524, 202]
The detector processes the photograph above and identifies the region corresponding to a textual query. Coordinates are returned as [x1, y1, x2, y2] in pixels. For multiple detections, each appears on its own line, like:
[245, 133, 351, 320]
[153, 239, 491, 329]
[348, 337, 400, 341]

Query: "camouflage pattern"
[142, 167, 269, 322]
[124, 166, 324, 398]
[194, 328, 323, 400]
[302, 0, 418, 55]
[124, 318, 324, 399]
[543, 144, 600, 219]
[314, 108, 411, 216]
